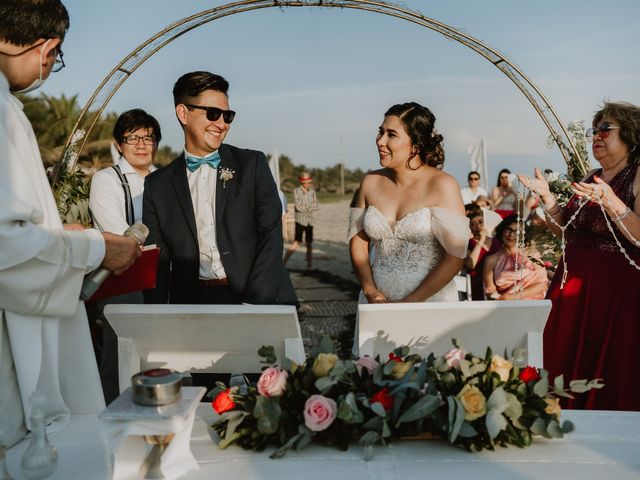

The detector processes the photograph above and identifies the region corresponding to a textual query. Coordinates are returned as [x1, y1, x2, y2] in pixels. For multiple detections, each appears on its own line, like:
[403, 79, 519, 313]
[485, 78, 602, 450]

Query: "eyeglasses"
[586, 123, 621, 141]
[503, 227, 517, 235]
[469, 177, 480, 181]
[1, 40, 65, 73]
[123, 135, 156, 145]
[51, 47, 65, 73]
[184, 104, 236, 124]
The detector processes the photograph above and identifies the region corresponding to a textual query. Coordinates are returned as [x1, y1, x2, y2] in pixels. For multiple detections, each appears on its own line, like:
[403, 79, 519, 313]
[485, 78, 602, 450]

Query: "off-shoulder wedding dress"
[349, 205, 470, 303]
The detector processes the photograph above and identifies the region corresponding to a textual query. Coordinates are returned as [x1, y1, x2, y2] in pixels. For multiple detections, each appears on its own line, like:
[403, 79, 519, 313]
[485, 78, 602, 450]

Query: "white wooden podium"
[356, 300, 551, 366]
[104, 304, 305, 393]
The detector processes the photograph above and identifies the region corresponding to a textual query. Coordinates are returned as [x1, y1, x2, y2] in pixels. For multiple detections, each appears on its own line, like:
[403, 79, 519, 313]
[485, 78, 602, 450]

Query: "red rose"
[370, 387, 394, 411]
[519, 366, 540, 383]
[388, 353, 403, 363]
[212, 388, 236, 414]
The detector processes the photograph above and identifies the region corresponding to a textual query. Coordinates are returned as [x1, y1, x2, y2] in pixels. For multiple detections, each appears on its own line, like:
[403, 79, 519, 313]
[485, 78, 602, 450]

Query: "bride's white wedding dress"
[349, 205, 470, 303]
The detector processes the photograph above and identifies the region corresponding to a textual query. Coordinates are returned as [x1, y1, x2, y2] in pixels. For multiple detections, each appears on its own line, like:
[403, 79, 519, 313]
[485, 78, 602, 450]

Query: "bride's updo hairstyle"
[385, 102, 445, 169]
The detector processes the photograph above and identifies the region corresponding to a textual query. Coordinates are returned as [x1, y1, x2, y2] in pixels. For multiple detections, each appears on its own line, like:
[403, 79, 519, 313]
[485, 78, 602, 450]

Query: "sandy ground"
[283, 200, 358, 284]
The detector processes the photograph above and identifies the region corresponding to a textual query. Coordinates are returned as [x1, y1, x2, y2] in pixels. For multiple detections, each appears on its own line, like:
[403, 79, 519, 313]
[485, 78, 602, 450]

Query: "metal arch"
[55, 0, 587, 185]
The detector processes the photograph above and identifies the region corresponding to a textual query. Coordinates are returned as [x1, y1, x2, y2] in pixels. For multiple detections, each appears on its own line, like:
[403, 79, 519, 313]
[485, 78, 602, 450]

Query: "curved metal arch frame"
[55, 0, 587, 185]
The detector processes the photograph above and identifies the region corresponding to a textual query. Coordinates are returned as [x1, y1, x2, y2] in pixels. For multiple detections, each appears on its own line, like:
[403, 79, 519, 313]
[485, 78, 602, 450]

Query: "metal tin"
[131, 368, 182, 406]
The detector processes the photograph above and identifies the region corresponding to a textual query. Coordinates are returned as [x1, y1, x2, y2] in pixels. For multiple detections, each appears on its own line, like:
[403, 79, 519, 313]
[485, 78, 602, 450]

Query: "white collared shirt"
[89, 157, 156, 235]
[184, 149, 227, 280]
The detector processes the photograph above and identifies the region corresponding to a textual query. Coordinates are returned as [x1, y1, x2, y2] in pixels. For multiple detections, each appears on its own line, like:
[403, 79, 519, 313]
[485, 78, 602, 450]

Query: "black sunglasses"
[184, 104, 236, 124]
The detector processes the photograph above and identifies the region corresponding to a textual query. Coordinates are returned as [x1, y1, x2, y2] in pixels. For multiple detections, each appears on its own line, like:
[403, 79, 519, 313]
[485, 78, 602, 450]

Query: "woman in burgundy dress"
[519, 101, 640, 410]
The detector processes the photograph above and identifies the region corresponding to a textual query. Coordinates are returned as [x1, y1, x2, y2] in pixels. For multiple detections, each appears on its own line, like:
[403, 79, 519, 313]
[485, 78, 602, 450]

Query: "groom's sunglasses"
[184, 104, 236, 124]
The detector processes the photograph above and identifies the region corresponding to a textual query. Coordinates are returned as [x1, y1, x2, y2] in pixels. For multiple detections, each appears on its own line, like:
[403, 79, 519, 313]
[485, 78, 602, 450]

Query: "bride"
[349, 102, 470, 304]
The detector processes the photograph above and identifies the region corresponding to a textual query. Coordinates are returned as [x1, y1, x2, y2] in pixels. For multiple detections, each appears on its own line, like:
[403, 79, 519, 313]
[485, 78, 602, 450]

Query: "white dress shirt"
[89, 157, 156, 235]
[460, 186, 488, 204]
[185, 150, 227, 280]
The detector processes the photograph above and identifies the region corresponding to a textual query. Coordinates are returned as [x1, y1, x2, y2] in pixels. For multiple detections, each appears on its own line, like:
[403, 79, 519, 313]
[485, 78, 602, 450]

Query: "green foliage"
[210, 340, 603, 458]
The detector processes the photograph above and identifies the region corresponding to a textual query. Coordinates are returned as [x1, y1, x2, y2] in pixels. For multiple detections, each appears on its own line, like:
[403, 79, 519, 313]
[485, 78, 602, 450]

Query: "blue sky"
[42, 0, 640, 186]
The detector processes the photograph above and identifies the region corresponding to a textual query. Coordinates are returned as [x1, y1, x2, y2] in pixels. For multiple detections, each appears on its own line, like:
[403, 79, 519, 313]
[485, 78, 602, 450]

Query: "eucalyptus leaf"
[459, 359, 471, 379]
[448, 396, 465, 443]
[547, 420, 563, 438]
[315, 376, 336, 393]
[553, 374, 565, 392]
[415, 358, 428, 388]
[396, 395, 440, 425]
[486, 410, 507, 439]
[487, 387, 508, 413]
[370, 402, 387, 417]
[458, 421, 478, 438]
[561, 420, 575, 434]
[363, 416, 383, 431]
[504, 392, 523, 421]
[530, 417, 549, 437]
[533, 377, 549, 397]
[382, 419, 391, 438]
[270, 432, 303, 459]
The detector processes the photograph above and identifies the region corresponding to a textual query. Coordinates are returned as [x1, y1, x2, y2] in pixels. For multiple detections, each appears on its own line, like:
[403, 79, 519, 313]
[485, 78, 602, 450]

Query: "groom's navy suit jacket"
[142, 143, 297, 306]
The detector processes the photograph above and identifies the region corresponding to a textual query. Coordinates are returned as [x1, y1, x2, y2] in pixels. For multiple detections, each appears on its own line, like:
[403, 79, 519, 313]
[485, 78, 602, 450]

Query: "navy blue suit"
[142, 144, 297, 305]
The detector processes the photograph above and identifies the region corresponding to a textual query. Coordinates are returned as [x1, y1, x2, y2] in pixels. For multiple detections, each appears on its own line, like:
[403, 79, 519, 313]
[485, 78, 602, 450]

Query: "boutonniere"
[219, 167, 235, 189]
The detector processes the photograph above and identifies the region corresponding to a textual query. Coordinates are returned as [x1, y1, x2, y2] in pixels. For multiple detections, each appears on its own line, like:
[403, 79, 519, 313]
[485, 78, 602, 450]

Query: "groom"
[143, 71, 297, 306]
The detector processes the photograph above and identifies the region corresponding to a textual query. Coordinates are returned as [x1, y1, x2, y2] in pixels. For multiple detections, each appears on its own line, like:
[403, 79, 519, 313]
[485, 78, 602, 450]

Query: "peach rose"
[488, 355, 513, 382]
[312, 353, 338, 378]
[544, 398, 561, 418]
[355, 355, 379, 376]
[457, 384, 487, 421]
[257, 367, 288, 397]
[444, 348, 466, 369]
[303, 394, 337, 432]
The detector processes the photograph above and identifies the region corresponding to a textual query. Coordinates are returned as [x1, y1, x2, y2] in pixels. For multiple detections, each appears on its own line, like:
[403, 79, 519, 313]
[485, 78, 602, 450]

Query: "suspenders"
[111, 165, 135, 227]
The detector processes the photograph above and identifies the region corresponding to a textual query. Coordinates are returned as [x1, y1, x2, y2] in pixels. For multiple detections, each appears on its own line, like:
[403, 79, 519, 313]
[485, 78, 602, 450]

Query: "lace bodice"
[357, 206, 468, 302]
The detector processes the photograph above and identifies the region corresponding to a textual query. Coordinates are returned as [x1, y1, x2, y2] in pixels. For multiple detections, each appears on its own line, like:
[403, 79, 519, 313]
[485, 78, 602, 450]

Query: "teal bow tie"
[185, 150, 221, 172]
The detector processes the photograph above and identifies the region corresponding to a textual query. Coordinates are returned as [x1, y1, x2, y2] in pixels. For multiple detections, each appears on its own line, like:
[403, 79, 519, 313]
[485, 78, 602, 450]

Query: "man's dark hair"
[0, 0, 69, 47]
[113, 108, 162, 145]
[172, 71, 229, 106]
[468, 170, 480, 180]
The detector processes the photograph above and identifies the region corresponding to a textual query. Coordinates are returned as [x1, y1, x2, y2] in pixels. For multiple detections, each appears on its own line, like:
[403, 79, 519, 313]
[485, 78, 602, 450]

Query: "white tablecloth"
[7, 406, 640, 479]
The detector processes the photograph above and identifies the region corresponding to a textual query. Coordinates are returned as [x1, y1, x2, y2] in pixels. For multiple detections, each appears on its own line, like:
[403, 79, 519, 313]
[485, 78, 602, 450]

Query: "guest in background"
[492, 168, 517, 218]
[460, 170, 488, 205]
[483, 214, 548, 300]
[349, 102, 469, 304]
[283, 172, 319, 270]
[475, 195, 503, 235]
[464, 211, 499, 300]
[89, 109, 161, 234]
[519, 101, 640, 410]
[88, 109, 161, 403]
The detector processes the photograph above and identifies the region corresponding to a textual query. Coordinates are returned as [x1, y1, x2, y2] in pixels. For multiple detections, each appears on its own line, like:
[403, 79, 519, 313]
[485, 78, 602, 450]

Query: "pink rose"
[355, 355, 379, 376]
[303, 395, 337, 432]
[444, 348, 466, 369]
[257, 367, 289, 397]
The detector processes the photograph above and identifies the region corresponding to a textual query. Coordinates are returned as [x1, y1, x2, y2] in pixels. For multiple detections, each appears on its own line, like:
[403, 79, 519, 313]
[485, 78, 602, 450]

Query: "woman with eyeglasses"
[349, 102, 470, 308]
[518, 101, 640, 411]
[482, 214, 548, 301]
[491, 168, 517, 219]
[89, 108, 161, 234]
[88, 108, 161, 404]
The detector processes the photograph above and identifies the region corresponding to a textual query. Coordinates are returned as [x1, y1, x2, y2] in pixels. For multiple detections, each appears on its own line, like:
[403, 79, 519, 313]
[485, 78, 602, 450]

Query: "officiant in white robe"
[0, 12, 142, 448]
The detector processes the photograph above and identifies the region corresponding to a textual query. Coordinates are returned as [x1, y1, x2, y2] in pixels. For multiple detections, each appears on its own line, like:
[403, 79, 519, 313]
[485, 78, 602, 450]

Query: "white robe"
[0, 72, 105, 446]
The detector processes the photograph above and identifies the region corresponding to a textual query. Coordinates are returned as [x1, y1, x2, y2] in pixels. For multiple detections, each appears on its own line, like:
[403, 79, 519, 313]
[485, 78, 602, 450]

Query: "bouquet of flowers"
[210, 339, 603, 459]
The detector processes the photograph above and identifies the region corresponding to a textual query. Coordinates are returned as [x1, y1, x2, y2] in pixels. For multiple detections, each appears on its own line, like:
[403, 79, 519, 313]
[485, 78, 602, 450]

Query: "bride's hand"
[364, 288, 388, 303]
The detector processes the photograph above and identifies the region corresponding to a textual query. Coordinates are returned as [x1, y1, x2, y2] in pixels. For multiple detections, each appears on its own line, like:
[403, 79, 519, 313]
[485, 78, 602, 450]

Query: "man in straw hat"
[284, 172, 319, 270]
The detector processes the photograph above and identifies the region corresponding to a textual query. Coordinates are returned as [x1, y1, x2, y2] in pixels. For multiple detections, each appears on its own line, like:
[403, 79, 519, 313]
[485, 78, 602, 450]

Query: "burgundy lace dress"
[544, 163, 640, 410]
